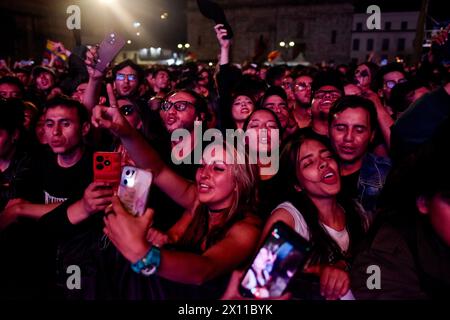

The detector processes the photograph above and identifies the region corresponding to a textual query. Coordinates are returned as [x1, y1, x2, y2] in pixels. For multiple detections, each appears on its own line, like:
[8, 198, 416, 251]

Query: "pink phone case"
[95, 32, 126, 72]
[118, 166, 153, 216]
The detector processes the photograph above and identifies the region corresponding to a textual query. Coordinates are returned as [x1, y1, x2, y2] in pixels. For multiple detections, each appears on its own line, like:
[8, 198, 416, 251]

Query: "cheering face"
[159, 91, 198, 133]
[245, 109, 279, 155]
[329, 107, 374, 164]
[114, 66, 139, 97]
[44, 106, 86, 155]
[296, 139, 340, 198]
[231, 95, 255, 123]
[36, 71, 54, 91]
[294, 75, 313, 105]
[196, 146, 236, 211]
[311, 85, 342, 119]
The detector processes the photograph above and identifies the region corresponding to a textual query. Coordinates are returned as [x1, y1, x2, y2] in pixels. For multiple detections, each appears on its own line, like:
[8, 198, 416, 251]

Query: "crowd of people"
[0, 23, 449, 300]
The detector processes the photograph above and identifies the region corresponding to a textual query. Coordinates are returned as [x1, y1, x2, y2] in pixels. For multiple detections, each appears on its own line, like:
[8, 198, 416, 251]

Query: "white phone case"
[118, 166, 153, 216]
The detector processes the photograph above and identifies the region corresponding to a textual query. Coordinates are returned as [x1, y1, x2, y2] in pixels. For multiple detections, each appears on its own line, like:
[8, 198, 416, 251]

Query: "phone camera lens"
[123, 179, 128, 185]
[125, 170, 131, 176]
[104, 160, 111, 166]
[96, 156, 104, 162]
[96, 164, 104, 170]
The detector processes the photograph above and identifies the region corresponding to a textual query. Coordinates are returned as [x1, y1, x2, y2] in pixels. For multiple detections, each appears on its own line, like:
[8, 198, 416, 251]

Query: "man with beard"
[292, 72, 314, 129]
[83, 59, 144, 111]
[328, 95, 391, 218]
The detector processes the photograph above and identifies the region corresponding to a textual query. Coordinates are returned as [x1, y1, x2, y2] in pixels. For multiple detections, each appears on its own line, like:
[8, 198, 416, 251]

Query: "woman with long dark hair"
[261, 129, 368, 300]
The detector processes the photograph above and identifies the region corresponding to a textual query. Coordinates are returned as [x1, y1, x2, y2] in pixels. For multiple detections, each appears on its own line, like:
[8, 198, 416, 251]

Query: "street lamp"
[278, 40, 295, 61]
[279, 41, 295, 48]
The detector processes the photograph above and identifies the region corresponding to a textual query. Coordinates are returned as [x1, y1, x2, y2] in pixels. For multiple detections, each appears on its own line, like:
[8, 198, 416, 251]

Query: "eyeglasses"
[119, 104, 135, 116]
[116, 73, 137, 81]
[313, 90, 341, 100]
[385, 78, 407, 89]
[294, 83, 312, 91]
[160, 100, 195, 112]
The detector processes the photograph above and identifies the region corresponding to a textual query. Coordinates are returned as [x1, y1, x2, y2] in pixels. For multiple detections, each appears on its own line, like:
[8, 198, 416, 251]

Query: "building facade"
[187, 0, 354, 64]
[350, 11, 420, 64]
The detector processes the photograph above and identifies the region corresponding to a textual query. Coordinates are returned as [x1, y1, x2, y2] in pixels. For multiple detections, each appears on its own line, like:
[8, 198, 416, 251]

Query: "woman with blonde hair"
[92, 104, 261, 298]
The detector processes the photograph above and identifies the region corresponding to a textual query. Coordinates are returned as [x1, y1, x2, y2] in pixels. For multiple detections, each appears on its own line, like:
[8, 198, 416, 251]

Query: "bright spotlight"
[161, 12, 168, 20]
[184, 43, 190, 49]
[127, 40, 132, 44]
[100, 0, 115, 6]
[136, 32, 140, 36]
[133, 22, 141, 28]
[177, 44, 183, 49]
[289, 41, 295, 47]
[279, 41, 286, 47]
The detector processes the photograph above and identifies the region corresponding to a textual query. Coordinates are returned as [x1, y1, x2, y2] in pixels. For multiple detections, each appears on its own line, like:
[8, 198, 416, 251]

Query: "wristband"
[131, 246, 161, 276]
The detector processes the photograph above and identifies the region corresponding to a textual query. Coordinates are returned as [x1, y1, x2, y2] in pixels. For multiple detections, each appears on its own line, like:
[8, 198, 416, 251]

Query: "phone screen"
[239, 222, 311, 299]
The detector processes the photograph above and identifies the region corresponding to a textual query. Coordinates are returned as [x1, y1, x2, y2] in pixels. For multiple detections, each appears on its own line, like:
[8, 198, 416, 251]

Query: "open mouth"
[167, 117, 178, 125]
[321, 171, 338, 185]
[340, 145, 356, 153]
[198, 183, 212, 193]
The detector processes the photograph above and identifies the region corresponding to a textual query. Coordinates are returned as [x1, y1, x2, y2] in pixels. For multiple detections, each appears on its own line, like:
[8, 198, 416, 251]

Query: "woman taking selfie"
[91, 104, 261, 299]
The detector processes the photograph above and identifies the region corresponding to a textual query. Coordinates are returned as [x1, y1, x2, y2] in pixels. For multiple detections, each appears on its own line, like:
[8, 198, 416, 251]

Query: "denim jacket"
[357, 153, 391, 218]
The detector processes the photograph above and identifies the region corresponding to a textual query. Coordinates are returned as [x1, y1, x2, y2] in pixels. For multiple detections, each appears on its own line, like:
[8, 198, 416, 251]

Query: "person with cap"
[29, 65, 60, 108]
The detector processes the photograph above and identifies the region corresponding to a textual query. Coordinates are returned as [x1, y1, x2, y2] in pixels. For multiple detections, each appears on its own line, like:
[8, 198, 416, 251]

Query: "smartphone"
[95, 32, 126, 73]
[118, 166, 153, 217]
[239, 221, 311, 299]
[93, 152, 122, 188]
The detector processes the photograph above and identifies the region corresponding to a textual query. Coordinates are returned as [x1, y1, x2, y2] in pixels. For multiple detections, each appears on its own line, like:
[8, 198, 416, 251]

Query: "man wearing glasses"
[111, 60, 143, 99]
[377, 63, 407, 116]
[310, 71, 344, 136]
[292, 73, 313, 129]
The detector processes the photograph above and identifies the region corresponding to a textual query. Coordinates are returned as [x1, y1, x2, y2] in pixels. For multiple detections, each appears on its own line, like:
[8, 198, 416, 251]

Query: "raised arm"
[83, 46, 106, 112]
[361, 90, 394, 149]
[91, 90, 197, 210]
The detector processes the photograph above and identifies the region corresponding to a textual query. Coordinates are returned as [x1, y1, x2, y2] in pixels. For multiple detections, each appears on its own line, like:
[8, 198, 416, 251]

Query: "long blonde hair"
[177, 142, 260, 250]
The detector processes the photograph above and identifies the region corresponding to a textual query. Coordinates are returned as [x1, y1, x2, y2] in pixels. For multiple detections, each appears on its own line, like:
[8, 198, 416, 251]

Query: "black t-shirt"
[340, 170, 360, 201]
[19, 146, 93, 204]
